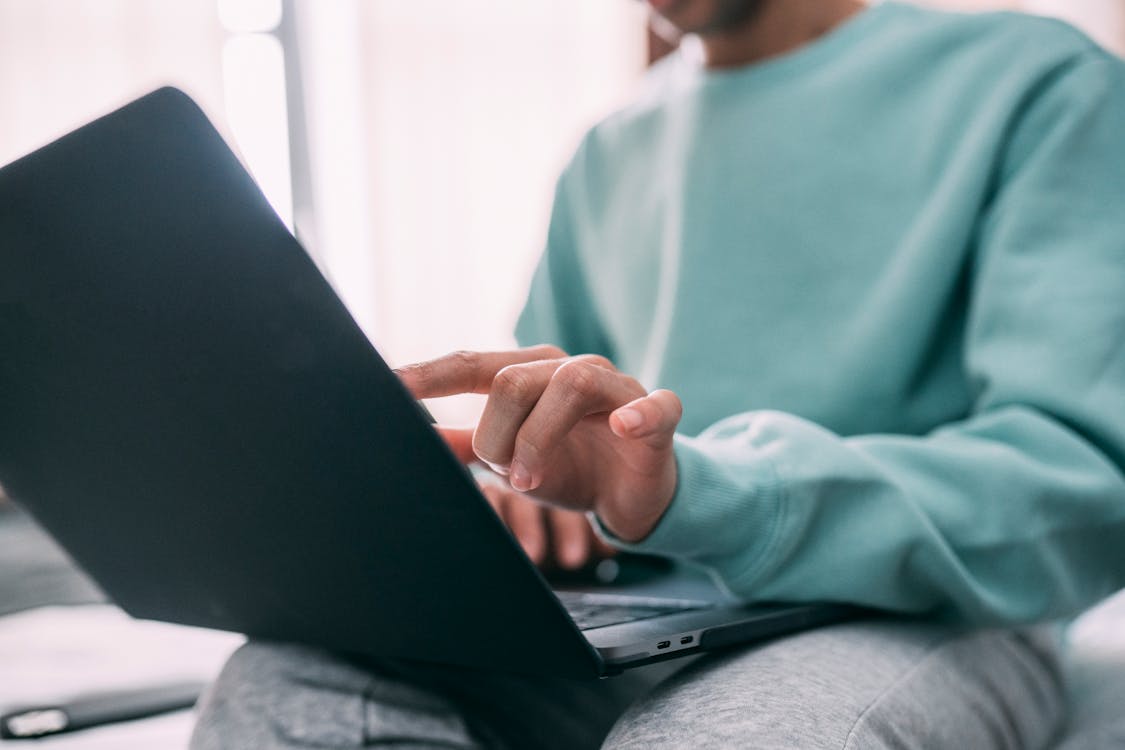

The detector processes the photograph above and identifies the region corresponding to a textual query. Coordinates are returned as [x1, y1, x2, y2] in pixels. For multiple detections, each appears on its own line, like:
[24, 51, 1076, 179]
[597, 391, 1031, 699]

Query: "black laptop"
[0, 88, 855, 679]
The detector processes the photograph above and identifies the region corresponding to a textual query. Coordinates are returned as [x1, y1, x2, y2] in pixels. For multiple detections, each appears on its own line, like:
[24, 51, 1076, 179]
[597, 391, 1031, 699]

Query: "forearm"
[606, 407, 1125, 624]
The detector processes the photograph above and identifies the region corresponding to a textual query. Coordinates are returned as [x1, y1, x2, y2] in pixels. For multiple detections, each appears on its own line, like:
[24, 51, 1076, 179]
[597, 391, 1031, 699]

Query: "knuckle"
[554, 361, 599, 399]
[621, 375, 646, 398]
[447, 350, 479, 384]
[577, 354, 615, 372]
[532, 344, 567, 360]
[448, 349, 478, 370]
[492, 365, 536, 403]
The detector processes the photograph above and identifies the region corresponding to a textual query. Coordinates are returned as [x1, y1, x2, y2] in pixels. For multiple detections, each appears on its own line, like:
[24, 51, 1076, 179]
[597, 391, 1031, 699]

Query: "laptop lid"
[0, 88, 605, 679]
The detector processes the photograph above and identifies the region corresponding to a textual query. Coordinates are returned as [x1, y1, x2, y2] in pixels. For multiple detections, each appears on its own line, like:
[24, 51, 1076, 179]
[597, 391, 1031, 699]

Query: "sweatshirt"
[516, 1, 1125, 623]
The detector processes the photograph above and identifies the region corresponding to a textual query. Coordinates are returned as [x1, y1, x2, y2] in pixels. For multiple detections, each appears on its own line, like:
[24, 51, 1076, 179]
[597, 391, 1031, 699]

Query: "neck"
[699, 0, 867, 69]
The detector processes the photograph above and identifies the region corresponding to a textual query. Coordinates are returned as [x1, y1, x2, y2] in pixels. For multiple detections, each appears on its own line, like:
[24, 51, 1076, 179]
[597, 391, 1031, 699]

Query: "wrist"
[594, 459, 677, 543]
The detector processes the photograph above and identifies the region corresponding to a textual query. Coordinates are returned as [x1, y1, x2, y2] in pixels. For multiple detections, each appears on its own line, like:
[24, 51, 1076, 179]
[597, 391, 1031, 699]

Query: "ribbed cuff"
[593, 434, 785, 582]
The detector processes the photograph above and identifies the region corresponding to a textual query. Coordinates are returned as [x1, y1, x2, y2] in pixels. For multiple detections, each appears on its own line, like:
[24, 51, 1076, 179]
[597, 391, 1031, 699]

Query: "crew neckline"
[677, 1, 901, 89]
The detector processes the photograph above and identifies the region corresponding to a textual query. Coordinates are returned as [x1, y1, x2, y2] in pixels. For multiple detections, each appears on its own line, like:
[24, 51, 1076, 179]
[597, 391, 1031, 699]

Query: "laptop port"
[680, 636, 694, 645]
[657, 640, 671, 650]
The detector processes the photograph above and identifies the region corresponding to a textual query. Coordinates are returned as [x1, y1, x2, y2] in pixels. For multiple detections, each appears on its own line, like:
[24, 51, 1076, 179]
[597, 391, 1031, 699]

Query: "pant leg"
[603, 620, 1066, 750]
[190, 640, 680, 750]
[193, 621, 1065, 750]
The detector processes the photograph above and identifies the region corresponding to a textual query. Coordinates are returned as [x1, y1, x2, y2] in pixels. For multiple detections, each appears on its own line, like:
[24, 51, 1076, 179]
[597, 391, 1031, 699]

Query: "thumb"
[608, 389, 683, 448]
[436, 426, 477, 464]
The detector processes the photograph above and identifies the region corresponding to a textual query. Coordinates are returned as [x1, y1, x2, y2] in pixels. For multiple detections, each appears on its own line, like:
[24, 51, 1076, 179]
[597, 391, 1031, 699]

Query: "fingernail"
[615, 408, 643, 431]
[487, 462, 510, 477]
[509, 460, 531, 491]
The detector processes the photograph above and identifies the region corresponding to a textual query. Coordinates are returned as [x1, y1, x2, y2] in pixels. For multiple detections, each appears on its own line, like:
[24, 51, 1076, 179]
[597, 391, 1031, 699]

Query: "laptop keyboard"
[556, 592, 709, 631]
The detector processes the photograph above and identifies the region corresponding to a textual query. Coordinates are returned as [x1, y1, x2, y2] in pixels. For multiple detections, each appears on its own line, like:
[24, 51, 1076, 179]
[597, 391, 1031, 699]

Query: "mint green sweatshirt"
[516, 2, 1125, 624]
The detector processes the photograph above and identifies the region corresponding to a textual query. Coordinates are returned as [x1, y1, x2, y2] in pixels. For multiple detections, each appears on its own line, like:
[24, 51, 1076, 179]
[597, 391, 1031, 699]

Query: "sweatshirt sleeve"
[604, 52, 1125, 624]
[514, 143, 615, 358]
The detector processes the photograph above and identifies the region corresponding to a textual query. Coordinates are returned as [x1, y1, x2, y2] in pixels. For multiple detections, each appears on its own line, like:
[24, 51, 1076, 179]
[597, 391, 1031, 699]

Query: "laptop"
[0, 88, 857, 679]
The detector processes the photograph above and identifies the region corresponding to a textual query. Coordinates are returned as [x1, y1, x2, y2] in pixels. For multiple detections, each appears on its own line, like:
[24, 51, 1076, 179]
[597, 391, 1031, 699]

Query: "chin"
[648, 0, 762, 37]
[648, 0, 717, 34]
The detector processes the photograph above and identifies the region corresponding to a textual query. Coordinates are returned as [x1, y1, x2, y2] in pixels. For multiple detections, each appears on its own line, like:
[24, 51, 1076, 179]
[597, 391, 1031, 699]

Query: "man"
[193, 0, 1125, 746]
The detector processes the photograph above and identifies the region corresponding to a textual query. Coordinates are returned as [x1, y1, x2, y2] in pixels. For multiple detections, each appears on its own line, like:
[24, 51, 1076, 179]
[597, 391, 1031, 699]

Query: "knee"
[603, 622, 1065, 750]
[199, 640, 341, 715]
[842, 627, 1065, 750]
[191, 640, 369, 750]
[209, 640, 296, 690]
[603, 640, 838, 749]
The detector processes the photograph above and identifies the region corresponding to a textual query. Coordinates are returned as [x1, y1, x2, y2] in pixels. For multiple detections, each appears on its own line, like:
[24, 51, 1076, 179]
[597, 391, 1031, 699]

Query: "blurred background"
[0, 0, 648, 424]
[2, 0, 1121, 424]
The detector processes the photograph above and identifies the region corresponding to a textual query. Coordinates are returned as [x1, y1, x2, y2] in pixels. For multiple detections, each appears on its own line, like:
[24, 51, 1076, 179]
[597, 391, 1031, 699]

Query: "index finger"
[395, 345, 566, 399]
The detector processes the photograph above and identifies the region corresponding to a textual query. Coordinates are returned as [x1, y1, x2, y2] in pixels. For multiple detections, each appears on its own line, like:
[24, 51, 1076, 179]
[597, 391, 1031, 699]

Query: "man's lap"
[606, 620, 1063, 749]
[191, 620, 1064, 749]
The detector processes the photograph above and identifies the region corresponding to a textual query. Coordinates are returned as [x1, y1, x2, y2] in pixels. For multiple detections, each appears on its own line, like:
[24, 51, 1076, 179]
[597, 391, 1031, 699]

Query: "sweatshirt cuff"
[592, 433, 786, 579]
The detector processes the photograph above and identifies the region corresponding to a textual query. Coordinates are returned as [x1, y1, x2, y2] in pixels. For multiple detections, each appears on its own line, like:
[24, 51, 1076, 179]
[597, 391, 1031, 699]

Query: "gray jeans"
[191, 620, 1064, 749]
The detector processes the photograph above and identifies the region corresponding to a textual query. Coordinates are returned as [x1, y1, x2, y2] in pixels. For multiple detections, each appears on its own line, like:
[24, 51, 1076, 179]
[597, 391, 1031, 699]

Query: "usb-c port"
[680, 636, 694, 645]
[657, 640, 671, 650]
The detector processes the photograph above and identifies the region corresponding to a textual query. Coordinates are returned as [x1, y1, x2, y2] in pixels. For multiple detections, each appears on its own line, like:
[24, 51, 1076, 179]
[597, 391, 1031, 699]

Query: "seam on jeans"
[839, 629, 965, 750]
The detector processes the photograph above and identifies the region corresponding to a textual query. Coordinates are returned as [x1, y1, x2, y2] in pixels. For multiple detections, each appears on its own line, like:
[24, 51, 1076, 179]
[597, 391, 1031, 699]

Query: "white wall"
[295, 0, 649, 422]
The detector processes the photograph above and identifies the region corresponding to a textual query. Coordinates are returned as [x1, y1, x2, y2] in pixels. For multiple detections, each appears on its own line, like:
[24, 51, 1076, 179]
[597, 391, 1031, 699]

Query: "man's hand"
[396, 345, 683, 543]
